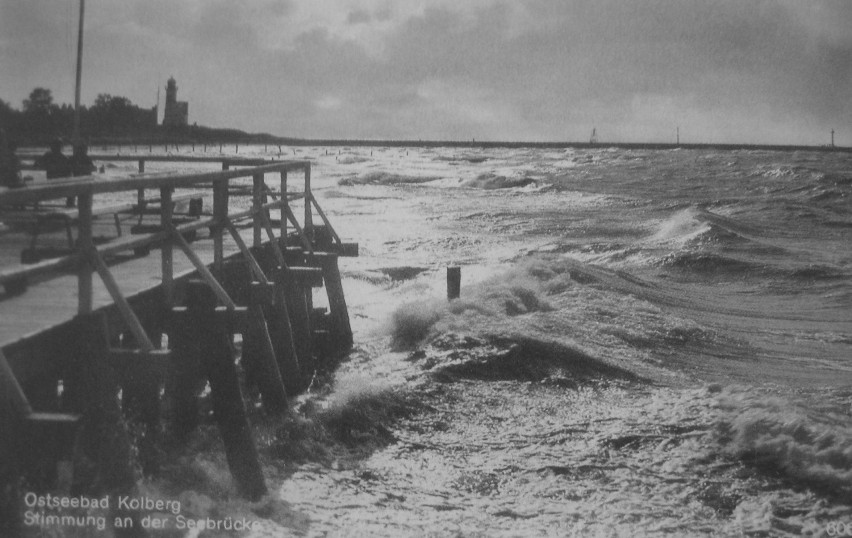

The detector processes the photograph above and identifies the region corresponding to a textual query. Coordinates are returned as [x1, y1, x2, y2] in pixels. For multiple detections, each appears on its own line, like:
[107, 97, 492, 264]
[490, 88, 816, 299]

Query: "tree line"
[0, 88, 158, 145]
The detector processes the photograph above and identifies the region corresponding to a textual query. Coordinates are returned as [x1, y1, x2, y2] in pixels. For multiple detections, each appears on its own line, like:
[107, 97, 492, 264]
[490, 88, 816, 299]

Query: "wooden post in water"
[67, 317, 142, 524]
[317, 253, 352, 348]
[281, 268, 315, 387]
[243, 284, 288, 412]
[447, 266, 461, 300]
[185, 281, 267, 500]
[165, 303, 202, 439]
[271, 267, 304, 394]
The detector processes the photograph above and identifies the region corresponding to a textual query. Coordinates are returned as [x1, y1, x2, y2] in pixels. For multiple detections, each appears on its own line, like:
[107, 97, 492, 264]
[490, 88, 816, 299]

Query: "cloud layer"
[2, 0, 850, 144]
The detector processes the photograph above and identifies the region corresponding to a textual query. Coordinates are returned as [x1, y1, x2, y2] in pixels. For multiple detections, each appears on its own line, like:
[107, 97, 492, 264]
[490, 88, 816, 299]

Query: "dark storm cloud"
[1, 0, 850, 144]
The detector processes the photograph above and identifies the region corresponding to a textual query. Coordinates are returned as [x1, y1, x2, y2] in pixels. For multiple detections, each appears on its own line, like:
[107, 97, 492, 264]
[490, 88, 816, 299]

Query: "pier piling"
[181, 280, 267, 500]
[244, 283, 288, 412]
[0, 155, 358, 509]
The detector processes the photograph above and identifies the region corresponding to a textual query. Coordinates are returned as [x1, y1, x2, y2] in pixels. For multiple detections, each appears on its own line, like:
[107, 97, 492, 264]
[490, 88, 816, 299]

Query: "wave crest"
[711, 388, 852, 497]
[460, 173, 536, 190]
[339, 171, 441, 186]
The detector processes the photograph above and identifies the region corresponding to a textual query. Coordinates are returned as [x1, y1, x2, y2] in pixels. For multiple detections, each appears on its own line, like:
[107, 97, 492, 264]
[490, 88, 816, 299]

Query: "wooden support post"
[160, 186, 174, 305]
[253, 173, 264, 248]
[318, 253, 353, 348]
[213, 179, 228, 277]
[280, 171, 288, 239]
[186, 282, 267, 500]
[281, 268, 314, 386]
[447, 266, 461, 300]
[225, 219, 268, 284]
[260, 212, 286, 267]
[243, 286, 288, 412]
[165, 305, 202, 438]
[113, 340, 165, 476]
[88, 247, 155, 351]
[270, 268, 304, 394]
[173, 230, 236, 309]
[0, 350, 33, 416]
[304, 164, 313, 242]
[66, 317, 141, 522]
[77, 191, 93, 314]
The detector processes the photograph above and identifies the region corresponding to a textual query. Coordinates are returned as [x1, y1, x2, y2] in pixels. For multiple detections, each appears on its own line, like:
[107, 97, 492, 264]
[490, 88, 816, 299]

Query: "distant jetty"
[73, 136, 851, 154]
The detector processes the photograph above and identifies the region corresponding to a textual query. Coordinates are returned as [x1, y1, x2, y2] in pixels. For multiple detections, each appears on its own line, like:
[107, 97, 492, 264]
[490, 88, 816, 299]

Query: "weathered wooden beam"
[316, 253, 353, 348]
[0, 161, 309, 206]
[88, 247, 155, 352]
[76, 191, 93, 315]
[310, 196, 342, 245]
[184, 281, 267, 500]
[225, 219, 269, 284]
[213, 179, 228, 277]
[253, 173, 264, 248]
[270, 267, 303, 395]
[0, 349, 33, 416]
[172, 228, 237, 310]
[160, 186, 174, 305]
[243, 300, 288, 413]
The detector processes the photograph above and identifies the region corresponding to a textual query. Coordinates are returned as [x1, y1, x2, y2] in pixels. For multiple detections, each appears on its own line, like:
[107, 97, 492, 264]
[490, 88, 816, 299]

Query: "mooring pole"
[447, 266, 461, 300]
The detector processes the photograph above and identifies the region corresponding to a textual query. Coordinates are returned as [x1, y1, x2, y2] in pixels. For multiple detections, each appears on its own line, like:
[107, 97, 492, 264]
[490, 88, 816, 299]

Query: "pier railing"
[0, 158, 346, 317]
[0, 156, 357, 502]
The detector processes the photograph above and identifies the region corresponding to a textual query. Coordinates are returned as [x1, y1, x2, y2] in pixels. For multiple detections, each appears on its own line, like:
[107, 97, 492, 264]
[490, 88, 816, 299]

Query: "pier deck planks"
[0, 229, 248, 349]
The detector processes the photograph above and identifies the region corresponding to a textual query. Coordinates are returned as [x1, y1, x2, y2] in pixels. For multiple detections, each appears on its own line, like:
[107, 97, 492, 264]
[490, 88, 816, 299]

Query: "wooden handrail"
[0, 161, 309, 206]
[1, 159, 317, 316]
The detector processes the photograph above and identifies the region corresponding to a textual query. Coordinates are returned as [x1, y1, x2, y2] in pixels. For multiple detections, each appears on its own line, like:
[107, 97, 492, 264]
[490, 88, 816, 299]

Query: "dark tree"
[22, 88, 55, 114]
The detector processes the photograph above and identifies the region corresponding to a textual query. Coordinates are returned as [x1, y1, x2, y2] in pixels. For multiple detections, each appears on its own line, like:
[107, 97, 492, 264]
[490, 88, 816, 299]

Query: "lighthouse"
[162, 77, 189, 128]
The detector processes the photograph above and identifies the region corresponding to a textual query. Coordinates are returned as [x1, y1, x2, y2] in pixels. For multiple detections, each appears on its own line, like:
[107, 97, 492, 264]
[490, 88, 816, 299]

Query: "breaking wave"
[711, 387, 852, 498]
[460, 172, 536, 190]
[659, 252, 763, 276]
[413, 333, 640, 385]
[339, 171, 442, 186]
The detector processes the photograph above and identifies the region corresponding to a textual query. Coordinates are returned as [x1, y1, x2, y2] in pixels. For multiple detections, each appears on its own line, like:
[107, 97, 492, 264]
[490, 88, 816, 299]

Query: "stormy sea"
[103, 145, 851, 537]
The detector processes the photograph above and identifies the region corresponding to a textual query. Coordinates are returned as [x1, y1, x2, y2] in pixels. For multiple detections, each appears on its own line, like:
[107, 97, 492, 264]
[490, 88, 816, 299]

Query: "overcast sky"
[1, 0, 850, 145]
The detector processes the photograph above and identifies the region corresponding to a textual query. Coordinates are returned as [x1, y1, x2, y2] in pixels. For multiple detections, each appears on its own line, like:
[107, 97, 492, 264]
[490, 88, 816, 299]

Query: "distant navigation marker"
[590, 128, 598, 144]
[831, 129, 835, 147]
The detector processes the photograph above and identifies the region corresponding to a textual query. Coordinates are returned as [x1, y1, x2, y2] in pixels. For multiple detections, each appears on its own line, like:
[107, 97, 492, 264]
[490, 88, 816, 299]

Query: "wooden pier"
[0, 156, 358, 526]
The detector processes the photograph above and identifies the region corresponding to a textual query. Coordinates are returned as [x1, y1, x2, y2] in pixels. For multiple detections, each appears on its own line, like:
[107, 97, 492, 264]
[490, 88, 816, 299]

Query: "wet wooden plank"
[0, 228, 249, 350]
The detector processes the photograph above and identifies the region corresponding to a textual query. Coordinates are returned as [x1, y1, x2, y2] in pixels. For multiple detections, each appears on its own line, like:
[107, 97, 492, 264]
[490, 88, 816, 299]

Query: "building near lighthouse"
[162, 77, 188, 128]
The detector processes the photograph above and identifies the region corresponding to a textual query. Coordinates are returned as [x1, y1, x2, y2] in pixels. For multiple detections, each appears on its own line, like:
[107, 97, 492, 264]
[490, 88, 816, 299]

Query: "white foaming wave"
[649, 207, 711, 245]
[712, 386, 852, 497]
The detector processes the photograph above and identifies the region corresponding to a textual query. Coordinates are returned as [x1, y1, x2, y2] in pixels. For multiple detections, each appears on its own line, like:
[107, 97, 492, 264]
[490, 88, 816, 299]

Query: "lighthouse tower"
[162, 77, 188, 128]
